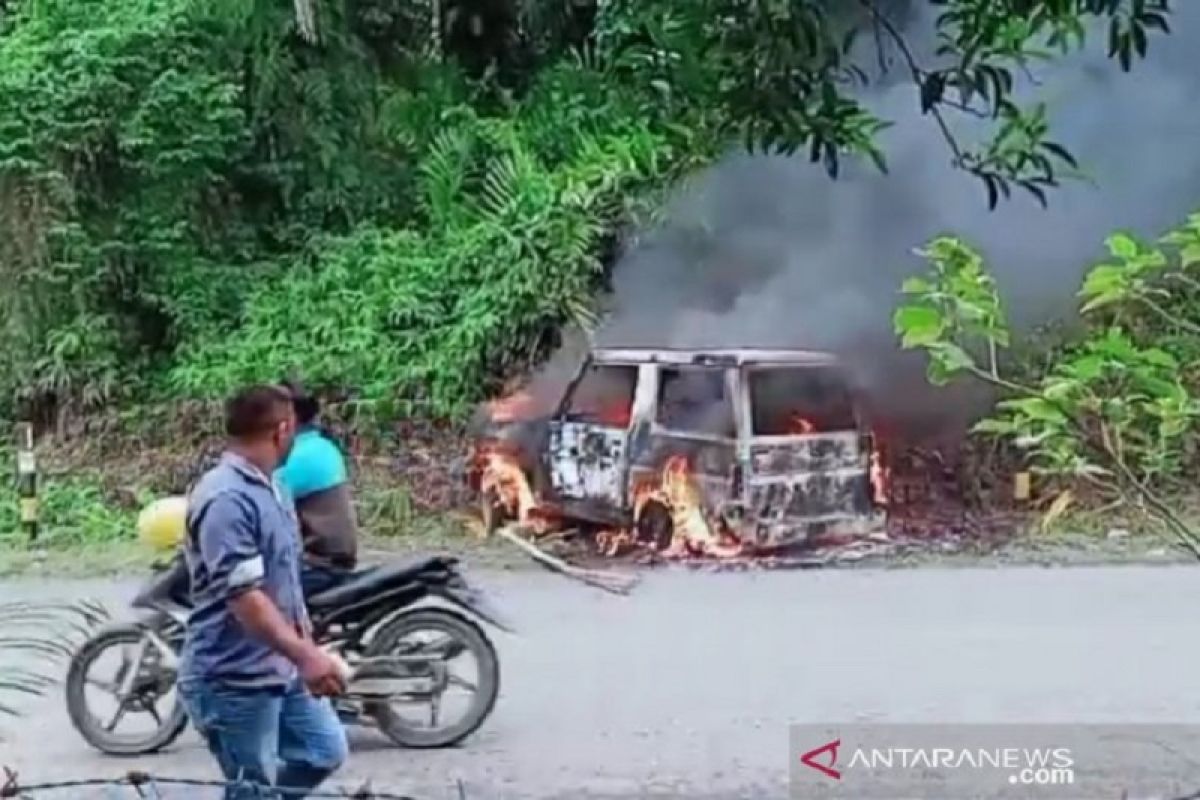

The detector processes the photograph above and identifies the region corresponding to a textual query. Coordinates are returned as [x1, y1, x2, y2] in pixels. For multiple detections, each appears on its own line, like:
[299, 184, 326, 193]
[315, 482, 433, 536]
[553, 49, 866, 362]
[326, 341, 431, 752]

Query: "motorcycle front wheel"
[65, 622, 189, 756]
[364, 607, 500, 749]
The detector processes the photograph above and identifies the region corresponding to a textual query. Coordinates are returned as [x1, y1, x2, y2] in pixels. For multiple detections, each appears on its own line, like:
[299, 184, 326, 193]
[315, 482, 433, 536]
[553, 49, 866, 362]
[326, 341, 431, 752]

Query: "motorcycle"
[64, 552, 512, 756]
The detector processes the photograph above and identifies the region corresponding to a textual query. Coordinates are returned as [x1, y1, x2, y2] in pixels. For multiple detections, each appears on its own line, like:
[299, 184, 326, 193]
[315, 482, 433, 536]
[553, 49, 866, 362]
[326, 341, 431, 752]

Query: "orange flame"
[485, 390, 541, 423]
[594, 403, 632, 428]
[595, 528, 635, 557]
[787, 413, 818, 434]
[637, 456, 743, 558]
[478, 449, 537, 521]
[474, 448, 745, 557]
[473, 440, 564, 537]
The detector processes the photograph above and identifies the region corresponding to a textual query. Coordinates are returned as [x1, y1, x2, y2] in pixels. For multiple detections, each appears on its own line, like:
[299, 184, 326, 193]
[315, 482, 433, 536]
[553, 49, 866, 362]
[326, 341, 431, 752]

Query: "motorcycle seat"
[307, 555, 457, 612]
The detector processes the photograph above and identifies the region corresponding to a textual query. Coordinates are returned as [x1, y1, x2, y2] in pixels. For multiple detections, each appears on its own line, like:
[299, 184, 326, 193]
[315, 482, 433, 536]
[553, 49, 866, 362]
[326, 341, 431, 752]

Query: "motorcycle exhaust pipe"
[346, 677, 437, 698]
[340, 655, 444, 699]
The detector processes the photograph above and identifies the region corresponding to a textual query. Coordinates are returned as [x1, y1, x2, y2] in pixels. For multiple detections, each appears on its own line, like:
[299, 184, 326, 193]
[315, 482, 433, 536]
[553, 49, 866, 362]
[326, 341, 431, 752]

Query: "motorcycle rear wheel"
[364, 607, 500, 748]
[65, 622, 189, 756]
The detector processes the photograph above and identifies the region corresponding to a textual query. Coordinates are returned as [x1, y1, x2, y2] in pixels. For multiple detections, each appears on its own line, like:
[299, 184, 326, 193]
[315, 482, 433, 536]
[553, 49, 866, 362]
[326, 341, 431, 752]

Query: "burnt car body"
[472, 346, 881, 551]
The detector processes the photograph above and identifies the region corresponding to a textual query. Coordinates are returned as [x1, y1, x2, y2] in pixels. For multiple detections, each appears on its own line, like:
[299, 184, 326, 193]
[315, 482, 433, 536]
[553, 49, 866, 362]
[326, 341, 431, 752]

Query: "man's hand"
[229, 588, 348, 696]
[297, 646, 349, 697]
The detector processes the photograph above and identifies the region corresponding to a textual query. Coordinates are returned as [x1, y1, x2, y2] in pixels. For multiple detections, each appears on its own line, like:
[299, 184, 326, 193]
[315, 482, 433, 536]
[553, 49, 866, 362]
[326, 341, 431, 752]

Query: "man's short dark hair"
[225, 385, 294, 438]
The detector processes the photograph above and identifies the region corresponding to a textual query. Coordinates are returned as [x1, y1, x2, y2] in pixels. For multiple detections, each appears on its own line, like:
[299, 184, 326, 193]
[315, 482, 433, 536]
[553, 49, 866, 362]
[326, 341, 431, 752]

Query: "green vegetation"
[0, 0, 1186, 552]
[168, 67, 675, 418]
[0, 473, 140, 547]
[895, 217, 1200, 549]
[0, 0, 1175, 421]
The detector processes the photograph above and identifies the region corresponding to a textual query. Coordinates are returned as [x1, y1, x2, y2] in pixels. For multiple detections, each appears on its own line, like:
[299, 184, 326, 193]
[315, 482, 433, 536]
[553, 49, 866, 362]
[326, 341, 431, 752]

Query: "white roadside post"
[14, 422, 38, 542]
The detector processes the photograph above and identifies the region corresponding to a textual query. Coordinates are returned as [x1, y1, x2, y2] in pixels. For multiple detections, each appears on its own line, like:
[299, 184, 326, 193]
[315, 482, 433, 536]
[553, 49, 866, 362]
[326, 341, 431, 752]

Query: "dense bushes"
[168, 66, 674, 418]
[895, 218, 1200, 540]
[0, 0, 706, 423]
[0, 0, 1181, 427]
[0, 0, 248, 411]
[0, 0, 417, 419]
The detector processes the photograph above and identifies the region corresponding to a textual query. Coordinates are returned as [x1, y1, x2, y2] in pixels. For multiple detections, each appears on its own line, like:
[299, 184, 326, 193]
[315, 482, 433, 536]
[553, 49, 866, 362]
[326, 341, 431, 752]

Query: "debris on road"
[496, 525, 640, 595]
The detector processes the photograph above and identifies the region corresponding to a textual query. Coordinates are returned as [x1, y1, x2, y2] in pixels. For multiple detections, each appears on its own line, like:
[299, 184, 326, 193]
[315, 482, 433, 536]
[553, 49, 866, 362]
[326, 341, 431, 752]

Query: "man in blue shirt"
[179, 385, 349, 800]
[277, 381, 359, 597]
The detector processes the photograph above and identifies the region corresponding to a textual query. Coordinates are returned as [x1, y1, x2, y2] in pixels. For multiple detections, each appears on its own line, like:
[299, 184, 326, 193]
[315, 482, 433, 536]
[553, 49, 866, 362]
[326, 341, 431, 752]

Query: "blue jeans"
[178, 678, 348, 799]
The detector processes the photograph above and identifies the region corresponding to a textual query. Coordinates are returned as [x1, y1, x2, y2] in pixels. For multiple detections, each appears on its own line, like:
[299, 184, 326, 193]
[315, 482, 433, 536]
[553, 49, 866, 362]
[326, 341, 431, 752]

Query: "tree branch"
[1099, 433, 1200, 556]
[496, 525, 640, 595]
[1141, 296, 1200, 337]
[293, 0, 319, 44]
[1166, 272, 1200, 293]
[964, 363, 1035, 396]
[939, 97, 990, 119]
[856, 0, 967, 168]
[871, 6, 889, 74]
[961, 349, 1200, 556]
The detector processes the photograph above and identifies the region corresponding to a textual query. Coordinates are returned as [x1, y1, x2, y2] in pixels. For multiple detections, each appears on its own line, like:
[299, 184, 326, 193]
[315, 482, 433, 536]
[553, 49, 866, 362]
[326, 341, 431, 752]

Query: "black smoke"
[592, 3, 1200, 442]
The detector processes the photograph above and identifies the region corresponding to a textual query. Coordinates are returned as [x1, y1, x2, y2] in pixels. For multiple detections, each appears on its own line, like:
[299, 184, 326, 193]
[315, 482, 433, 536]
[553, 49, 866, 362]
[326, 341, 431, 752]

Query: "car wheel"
[635, 501, 674, 551]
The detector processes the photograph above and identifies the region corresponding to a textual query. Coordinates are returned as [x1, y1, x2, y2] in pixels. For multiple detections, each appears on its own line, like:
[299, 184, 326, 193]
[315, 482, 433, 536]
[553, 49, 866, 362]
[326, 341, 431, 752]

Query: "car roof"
[589, 346, 840, 367]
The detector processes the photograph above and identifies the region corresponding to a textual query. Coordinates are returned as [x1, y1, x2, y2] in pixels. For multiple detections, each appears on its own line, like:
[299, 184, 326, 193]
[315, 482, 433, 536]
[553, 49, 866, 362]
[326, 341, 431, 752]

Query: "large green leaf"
[894, 304, 945, 347]
[932, 342, 977, 373]
[1106, 232, 1140, 259]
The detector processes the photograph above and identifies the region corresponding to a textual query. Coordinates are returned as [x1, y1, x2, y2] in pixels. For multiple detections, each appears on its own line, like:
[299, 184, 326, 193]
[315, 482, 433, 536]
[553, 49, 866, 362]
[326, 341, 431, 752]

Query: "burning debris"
[476, 446, 539, 528]
[466, 345, 915, 563]
[461, 336, 1031, 569]
[469, 414, 1017, 567]
[633, 455, 742, 558]
[870, 447, 892, 508]
[462, 2, 1200, 566]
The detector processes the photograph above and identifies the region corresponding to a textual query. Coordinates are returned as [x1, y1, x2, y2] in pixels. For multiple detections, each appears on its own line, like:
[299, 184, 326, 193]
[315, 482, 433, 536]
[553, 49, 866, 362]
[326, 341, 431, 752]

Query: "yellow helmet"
[137, 496, 188, 551]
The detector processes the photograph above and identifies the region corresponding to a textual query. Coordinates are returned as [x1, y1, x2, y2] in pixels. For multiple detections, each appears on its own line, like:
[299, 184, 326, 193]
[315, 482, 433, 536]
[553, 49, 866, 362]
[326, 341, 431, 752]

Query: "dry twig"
[496, 526, 639, 595]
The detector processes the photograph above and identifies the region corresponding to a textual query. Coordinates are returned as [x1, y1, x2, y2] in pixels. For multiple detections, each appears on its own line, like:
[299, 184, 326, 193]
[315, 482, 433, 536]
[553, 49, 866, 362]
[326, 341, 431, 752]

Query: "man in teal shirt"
[277, 381, 359, 597]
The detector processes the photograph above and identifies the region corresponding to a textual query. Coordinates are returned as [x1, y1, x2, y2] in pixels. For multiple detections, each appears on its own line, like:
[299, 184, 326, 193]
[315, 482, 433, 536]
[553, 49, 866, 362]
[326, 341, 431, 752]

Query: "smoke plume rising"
[591, 3, 1200, 441]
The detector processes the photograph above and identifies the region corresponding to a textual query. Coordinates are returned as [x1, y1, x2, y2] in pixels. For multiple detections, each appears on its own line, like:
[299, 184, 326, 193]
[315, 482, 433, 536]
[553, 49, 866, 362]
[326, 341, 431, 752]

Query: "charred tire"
[635, 501, 674, 551]
[365, 608, 500, 749]
[65, 623, 188, 756]
[480, 488, 512, 536]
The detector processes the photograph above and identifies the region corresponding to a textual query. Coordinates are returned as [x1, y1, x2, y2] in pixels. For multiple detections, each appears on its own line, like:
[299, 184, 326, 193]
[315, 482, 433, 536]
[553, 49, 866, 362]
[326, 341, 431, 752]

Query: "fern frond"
[0, 600, 107, 729]
[419, 128, 473, 225]
[479, 153, 522, 219]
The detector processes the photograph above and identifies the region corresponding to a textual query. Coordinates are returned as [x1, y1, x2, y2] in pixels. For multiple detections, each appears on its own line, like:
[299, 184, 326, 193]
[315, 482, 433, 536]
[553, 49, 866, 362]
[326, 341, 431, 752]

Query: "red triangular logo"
[800, 738, 842, 780]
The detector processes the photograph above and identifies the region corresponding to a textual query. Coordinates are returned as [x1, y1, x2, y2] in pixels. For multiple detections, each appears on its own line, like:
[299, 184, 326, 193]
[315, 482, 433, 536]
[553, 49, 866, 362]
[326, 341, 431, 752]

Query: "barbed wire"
[0, 767, 442, 800]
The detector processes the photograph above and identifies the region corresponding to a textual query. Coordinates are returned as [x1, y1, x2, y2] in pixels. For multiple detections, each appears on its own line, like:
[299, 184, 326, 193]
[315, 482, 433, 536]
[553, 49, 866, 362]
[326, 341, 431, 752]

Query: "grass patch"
[0, 472, 145, 550]
[355, 474, 472, 539]
[0, 453, 526, 576]
[1030, 489, 1200, 542]
[338, 476, 528, 569]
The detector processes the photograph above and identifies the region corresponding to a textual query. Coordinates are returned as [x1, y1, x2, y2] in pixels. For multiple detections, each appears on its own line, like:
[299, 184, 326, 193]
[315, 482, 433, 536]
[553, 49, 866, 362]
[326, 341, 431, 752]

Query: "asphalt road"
[3, 564, 1200, 799]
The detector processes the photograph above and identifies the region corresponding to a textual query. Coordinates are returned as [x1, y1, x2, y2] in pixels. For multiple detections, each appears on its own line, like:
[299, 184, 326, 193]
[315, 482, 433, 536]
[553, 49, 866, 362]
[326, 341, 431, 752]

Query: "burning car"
[468, 346, 886, 557]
